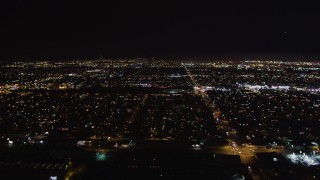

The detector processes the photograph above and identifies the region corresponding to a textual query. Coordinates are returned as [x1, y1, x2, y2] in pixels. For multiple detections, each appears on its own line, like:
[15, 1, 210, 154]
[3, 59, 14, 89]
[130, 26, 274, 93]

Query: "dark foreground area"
[0, 145, 248, 180]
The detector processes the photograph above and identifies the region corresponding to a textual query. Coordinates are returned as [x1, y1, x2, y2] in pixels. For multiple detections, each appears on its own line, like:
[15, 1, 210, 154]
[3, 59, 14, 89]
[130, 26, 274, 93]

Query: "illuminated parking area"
[287, 153, 320, 166]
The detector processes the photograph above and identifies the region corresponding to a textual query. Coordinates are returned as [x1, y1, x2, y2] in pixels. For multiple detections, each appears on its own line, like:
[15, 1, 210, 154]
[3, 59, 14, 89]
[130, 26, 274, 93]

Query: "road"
[183, 63, 279, 180]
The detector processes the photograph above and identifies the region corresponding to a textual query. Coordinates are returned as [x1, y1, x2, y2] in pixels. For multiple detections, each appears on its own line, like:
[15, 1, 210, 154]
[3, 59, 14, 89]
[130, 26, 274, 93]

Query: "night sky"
[1, 1, 320, 60]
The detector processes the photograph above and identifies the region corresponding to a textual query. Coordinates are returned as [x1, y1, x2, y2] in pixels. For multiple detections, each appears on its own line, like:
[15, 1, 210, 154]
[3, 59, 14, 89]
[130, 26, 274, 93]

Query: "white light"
[49, 176, 57, 180]
[77, 141, 87, 146]
[287, 153, 320, 166]
[8, 140, 13, 146]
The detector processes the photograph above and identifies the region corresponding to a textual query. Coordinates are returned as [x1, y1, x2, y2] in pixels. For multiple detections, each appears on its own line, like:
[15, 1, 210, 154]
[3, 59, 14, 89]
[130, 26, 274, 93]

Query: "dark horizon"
[1, 1, 320, 60]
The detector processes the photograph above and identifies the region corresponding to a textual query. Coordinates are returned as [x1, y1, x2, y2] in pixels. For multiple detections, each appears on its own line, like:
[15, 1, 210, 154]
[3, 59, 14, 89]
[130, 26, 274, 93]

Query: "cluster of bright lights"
[287, 153, 320, 166]
[192, 144, 201, 149]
